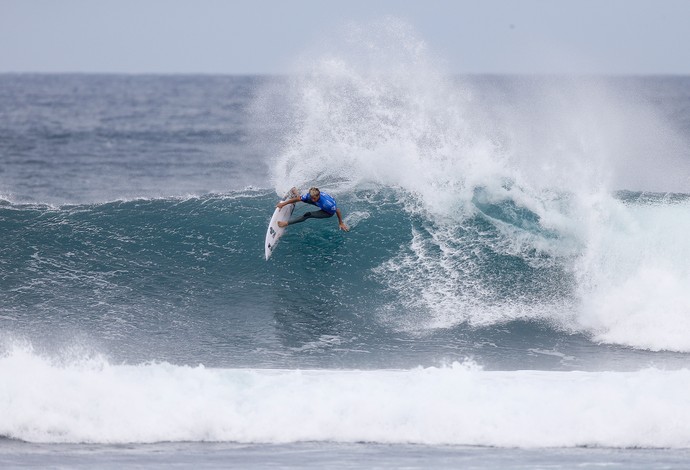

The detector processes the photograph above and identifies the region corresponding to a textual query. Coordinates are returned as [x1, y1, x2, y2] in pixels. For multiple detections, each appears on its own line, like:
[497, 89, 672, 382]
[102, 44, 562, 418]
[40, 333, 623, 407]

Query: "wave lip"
[2, 348, 690, 448]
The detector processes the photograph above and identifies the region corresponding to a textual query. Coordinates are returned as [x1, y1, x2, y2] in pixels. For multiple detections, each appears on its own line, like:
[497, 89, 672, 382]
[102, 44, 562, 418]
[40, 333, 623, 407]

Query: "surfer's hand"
[276, 201, 285, 209]
[339, 222, 350, 232]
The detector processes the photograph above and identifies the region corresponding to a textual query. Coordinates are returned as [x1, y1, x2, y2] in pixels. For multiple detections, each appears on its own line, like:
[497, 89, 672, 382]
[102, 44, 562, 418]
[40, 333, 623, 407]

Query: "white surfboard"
[265, 188, 299, 260]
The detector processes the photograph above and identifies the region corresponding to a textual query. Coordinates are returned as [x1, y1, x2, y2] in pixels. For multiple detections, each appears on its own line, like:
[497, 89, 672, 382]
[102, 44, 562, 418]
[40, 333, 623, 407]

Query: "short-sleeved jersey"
[301, 192, 337, 215]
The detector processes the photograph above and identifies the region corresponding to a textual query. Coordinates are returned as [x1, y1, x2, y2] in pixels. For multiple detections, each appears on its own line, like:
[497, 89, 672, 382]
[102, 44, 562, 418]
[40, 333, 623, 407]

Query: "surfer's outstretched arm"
[336, 208, 349, 232]
[277, 197, 300, 209]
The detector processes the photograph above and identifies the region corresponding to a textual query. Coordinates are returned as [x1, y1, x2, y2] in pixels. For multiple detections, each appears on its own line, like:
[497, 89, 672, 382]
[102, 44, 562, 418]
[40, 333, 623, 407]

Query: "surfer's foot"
[278, 221, 288, 228]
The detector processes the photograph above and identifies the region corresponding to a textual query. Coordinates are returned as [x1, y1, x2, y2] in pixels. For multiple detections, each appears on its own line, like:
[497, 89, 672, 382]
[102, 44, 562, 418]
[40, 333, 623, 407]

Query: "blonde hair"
[309, 187, 320, 198]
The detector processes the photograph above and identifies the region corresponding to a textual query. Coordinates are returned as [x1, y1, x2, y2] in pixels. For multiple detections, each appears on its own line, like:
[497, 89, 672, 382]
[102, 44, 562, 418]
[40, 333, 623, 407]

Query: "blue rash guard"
[301, 192, 337, 215]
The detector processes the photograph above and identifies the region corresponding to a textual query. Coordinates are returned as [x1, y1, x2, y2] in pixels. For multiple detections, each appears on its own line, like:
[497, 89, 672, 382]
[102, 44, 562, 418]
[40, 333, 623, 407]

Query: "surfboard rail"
[264, 188, 299, 260]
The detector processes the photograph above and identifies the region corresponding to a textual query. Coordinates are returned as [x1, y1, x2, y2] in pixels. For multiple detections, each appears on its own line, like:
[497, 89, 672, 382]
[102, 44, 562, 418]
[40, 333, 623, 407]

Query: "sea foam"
[2, 346, 690, 447]
[257, 18, 690, 352]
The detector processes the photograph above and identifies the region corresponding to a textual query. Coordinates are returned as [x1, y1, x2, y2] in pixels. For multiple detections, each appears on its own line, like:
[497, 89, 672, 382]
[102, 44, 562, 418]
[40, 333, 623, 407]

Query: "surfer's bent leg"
[287, 210, 333, 225]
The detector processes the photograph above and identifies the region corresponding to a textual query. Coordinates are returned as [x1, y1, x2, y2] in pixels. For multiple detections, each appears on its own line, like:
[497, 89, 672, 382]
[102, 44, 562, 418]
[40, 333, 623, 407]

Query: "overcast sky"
[2, 0, 689, 75]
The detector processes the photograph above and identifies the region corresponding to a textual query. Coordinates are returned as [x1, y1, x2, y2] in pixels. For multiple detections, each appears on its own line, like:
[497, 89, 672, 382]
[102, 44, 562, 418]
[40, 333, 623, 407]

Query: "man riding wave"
[276, 187, 349, 232]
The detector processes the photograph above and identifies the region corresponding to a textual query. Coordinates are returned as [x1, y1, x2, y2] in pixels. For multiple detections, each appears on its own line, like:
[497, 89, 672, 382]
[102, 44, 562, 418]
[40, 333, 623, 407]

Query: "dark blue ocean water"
[2, 73, 690, 468]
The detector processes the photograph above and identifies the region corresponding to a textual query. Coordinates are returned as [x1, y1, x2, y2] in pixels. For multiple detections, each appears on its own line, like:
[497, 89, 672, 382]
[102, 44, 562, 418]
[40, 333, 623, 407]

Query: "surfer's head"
[309, 187, 320, 202]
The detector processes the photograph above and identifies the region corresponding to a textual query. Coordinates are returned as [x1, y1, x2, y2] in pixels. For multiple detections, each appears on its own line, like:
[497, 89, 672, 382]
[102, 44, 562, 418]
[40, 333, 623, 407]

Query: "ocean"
[1, 67, 690, 468]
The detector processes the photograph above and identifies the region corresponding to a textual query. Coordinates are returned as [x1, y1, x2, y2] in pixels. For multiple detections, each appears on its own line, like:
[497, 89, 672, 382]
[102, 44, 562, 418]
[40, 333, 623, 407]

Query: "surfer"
[276, 187, 349, 231]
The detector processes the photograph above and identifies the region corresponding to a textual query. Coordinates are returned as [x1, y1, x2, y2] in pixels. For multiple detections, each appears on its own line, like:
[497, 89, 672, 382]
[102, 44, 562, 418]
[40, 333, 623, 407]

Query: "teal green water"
[2, 189, 688, 370]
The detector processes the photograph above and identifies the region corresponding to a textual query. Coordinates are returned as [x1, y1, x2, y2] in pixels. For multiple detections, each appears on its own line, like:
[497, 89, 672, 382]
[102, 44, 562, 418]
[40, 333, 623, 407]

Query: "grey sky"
[2, 0, 689, 75]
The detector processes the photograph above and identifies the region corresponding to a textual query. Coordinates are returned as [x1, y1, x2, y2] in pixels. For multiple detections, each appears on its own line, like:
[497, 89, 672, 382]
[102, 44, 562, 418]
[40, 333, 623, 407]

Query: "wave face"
[2, 190, 690, 370]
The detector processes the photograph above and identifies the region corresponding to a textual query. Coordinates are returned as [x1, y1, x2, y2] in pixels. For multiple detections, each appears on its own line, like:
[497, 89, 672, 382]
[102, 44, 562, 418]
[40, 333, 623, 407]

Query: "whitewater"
[2, 20, 690, 469]
[2, 349, 690, 448]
